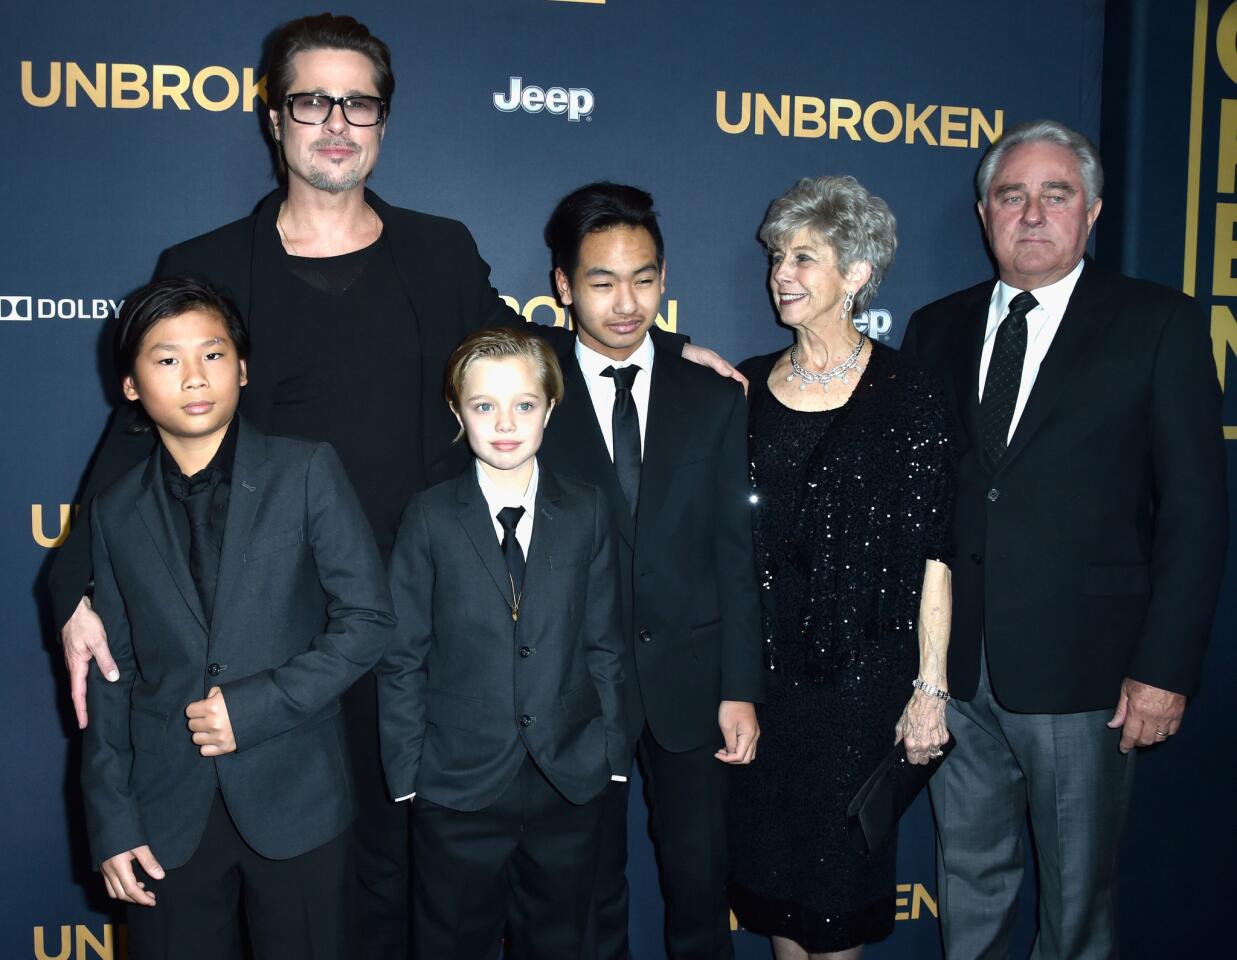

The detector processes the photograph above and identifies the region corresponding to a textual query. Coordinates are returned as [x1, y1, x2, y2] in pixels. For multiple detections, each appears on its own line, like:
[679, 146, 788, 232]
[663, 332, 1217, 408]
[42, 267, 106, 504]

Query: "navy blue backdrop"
[2, 2, 1228, 957]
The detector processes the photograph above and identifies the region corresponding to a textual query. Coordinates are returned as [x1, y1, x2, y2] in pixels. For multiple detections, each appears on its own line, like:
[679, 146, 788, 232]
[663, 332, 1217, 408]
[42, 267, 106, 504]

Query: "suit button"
[638, 629, 652, 643]
[519, 714, 535, 727]
[970, 553, 983, 565]
[206, 663, 225, 677]
[519, 646, 533, 658]
[987, 488, 1000, 502]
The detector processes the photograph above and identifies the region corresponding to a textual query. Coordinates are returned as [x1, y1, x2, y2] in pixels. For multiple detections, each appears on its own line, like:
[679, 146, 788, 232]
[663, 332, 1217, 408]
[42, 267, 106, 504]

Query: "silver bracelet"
[912, 678, 951, 702]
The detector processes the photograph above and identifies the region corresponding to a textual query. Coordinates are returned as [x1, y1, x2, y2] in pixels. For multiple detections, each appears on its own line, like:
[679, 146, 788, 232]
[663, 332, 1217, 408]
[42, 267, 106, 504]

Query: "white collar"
[574, 332, 655, 379]
[474, 457, 539, 516]
[992, 258, 1085, 323]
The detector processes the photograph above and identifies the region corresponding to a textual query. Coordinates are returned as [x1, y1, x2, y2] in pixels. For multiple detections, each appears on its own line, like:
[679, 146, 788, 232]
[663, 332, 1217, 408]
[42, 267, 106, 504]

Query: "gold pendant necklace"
[508, 573, 522, 622]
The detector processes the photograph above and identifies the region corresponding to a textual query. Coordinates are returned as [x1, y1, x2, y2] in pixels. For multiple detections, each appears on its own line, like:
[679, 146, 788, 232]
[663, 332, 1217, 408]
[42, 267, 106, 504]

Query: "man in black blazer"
[901, 119, 1227, 959]
[538, 183, 765, 960]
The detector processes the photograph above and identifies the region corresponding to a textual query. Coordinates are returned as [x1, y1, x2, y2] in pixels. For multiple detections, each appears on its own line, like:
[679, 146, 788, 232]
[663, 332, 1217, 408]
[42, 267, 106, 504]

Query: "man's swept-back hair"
[266, 12, 395, 109]
[544, 181, 665, 282]
[975, 119, 1104, 207]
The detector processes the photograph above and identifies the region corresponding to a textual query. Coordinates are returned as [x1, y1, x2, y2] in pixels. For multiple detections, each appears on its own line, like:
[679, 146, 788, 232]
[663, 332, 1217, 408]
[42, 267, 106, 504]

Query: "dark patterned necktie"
[496, 505, 526, 596]
[601, 364, 642, 514]
[979, 291, 1037, 466]
[167, 469, 222, 621]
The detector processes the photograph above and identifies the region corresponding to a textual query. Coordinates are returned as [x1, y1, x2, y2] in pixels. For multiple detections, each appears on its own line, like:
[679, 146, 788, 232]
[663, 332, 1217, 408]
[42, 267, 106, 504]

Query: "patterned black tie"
[980, 291, 1038, 466]
[601, 364, 642, 514]
[496, 505, 526, 596]
[167, 469, 222, 621]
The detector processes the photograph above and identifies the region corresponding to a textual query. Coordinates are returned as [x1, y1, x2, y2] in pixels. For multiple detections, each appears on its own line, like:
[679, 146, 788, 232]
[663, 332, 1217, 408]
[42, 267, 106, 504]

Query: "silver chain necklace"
[787, 335, 867, 392]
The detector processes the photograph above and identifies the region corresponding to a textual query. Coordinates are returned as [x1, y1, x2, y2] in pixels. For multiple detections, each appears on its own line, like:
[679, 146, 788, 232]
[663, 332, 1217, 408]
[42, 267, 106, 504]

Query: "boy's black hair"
[114, 276, 249, 433]
[543, 181, 665, 282]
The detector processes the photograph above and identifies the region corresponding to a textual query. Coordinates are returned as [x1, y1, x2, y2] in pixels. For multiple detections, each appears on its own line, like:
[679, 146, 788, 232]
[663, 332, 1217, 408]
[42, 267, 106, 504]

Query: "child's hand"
[101, 845, 164, 906]
[186, 686, 237, 756]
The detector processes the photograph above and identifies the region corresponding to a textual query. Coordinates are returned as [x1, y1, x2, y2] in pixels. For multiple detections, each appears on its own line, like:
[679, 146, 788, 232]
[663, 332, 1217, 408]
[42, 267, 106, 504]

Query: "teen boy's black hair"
[113, 276, 250, 432]
[543, 181, 665, 282]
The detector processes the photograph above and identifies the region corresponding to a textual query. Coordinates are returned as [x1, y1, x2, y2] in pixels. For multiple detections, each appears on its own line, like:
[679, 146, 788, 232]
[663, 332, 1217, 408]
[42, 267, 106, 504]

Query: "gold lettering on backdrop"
[32, 504, 77, 549]
[153, 65, 192, 110]
[1185, 1, 1237, 438]
[18, 63, 266, 111]
[713, 91, 1002, 148]
[75, 923, 115, 959]
[714, 90, 750, 134]
[33, 925, 70, 960]
[499, 296, 679, 333]
[754, 94, 790, 136]
[65, 62, 105, 109]
[893, 882, 939, 921]
[20, 61, 61, 107]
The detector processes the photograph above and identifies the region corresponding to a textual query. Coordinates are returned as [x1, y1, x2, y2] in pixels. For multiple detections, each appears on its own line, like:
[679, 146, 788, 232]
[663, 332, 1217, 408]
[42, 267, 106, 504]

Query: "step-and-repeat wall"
[2, 1, 1230, 957]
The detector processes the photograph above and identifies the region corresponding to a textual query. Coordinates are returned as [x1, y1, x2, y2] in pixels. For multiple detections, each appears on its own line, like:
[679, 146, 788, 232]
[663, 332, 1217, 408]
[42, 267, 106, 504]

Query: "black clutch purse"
[846, 737, 955, 857]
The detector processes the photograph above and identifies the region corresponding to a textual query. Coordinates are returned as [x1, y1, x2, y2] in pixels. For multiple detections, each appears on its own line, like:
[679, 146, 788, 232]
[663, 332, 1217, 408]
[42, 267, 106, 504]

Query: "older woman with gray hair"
[728, 175, 955, 959]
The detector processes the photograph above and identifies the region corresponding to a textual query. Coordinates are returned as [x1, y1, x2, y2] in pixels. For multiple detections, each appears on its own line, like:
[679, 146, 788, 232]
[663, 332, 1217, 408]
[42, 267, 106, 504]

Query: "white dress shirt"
[977, 258, 1085, 443]
[574, 333, 655, 459]
[398, 457, 622, 798]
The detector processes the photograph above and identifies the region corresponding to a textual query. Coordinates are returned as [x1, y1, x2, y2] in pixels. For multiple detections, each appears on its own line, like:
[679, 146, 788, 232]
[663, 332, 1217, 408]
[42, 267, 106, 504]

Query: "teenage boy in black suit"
[538, 183, 765, 960]
[377, 327, 628, 960]
[81, 277, 395, 960]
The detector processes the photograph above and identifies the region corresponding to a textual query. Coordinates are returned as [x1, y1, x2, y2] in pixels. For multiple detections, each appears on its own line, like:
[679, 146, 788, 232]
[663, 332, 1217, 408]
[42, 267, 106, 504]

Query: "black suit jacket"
[376, 465, 628, 810]
[82, 419, 396, 868]
[901, 261, 1227, 712]
[538, 337, 765, 752]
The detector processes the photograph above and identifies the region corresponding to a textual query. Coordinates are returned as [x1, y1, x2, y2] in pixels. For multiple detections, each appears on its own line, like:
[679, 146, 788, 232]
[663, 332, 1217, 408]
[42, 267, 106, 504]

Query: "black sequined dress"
[728, 342, 954, 952]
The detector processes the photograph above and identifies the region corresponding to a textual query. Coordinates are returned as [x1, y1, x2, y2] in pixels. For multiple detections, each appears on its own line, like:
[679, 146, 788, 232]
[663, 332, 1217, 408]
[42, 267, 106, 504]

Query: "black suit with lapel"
[539, 335, 765, 960]
[377, 464, 627, 958]
[902, 260, 1227, 712]
[82, 418, 394, 958]
[901, 259, 1227, 958]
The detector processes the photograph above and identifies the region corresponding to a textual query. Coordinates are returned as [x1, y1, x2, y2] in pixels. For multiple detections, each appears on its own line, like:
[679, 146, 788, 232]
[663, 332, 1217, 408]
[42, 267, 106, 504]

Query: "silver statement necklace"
[787, 335, 867, 392]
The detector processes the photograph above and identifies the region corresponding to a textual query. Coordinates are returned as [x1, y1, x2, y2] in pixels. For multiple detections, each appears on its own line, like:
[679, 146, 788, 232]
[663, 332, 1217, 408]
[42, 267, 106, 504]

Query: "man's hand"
[896, 691, 950, 765]
[682, 344, 749, 394]
[1107, 677, 1186, 753]
[716, 700, 759, 764]
[62, 595, 118, 730]
[101, 845, 164, 906]
[186, 686, 237, 756]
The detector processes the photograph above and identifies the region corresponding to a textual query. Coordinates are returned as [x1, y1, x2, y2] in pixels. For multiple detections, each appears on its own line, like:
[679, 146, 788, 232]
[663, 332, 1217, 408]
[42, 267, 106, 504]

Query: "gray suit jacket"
[82, 418, 396, 868]
[377, 464, 629, 811]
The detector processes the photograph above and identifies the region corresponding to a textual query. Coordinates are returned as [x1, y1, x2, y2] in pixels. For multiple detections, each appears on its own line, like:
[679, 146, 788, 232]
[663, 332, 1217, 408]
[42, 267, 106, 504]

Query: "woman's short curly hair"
[759, 175, 897, 314]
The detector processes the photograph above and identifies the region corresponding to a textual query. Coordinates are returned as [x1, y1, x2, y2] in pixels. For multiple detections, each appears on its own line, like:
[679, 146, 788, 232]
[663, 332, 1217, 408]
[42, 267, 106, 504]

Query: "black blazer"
[82, 419, 396, 869]
[376, 465, 629, 811]
[901, 261, 1227, 712]
[538, 336, 765, 752]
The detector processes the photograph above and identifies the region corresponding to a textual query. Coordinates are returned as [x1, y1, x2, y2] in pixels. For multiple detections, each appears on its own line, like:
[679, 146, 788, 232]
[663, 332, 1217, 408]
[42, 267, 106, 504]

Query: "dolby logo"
[0, 295, 124, 321]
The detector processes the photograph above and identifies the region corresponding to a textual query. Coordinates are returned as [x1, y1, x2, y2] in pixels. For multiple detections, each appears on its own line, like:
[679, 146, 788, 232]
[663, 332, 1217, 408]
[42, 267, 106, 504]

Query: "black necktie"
[496, 505, 526, 598]
[601, 364, 642, 514]
[167, 469, 222, 621]
[979, 291, 1037, 466]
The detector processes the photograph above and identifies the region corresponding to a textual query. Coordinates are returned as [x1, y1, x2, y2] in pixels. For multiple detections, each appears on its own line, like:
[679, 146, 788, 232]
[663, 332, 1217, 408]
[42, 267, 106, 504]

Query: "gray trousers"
[928, 654, 1135, 959]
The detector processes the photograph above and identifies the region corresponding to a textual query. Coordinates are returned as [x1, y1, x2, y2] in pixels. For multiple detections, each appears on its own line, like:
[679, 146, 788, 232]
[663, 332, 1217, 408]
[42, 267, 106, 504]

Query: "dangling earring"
[842, 290, 855, 317]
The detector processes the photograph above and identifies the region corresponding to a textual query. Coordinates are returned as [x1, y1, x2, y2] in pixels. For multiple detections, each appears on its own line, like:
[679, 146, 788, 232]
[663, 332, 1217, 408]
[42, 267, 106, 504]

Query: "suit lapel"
[635, 344, 689, 545]
[135, 452, 209, 633]
[1000, 262, 1113, 471]
[554, 357, 636, 547]
[954, 285, 990, 461]
[521, 467, 566, 608]
[210, 420, 270, 635]
[456, 470, 520, 607]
